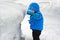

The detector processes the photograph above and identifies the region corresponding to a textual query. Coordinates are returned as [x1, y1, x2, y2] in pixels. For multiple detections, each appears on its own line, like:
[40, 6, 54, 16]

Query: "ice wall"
[0, 1, 25, 40]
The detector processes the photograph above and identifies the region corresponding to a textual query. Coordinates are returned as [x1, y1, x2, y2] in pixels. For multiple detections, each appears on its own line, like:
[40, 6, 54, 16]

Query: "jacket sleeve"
[32, 12, 43, 20]
[27, 10, 33, 15]
[27, 10, 43, 20]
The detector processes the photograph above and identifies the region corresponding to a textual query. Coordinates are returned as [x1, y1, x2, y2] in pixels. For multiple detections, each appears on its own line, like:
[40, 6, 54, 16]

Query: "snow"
[0, 0, 16, 2]
[0, 0, 60, 40]
[0, 1, 25, 40]
[21, 2, 60, 40]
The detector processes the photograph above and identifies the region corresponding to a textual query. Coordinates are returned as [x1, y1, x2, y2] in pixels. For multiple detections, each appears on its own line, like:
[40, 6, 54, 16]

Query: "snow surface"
[0, 0, 60, 40]
[21, 2, 60, 40]
[0, 1, 25, 40]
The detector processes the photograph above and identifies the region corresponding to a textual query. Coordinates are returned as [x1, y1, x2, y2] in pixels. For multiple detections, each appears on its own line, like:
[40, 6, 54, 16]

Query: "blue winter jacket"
[27, 2, 44, 31]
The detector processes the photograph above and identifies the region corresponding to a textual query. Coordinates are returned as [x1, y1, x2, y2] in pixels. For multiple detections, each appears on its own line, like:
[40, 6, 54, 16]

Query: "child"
[27, 2, 44, 40]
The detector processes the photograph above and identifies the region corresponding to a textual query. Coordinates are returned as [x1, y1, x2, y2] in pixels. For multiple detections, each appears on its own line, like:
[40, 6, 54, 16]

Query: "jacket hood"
[28, 2, 40, 12]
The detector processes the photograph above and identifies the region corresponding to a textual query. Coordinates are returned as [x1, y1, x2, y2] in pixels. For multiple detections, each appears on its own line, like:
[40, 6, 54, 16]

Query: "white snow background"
[0, 0, 60, 40]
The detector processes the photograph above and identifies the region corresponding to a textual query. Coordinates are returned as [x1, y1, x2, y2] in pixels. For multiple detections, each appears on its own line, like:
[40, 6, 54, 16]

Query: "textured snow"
[0, 1, 25, 40]
[0, 0, 60, 40]
[21, 2, 60, 40]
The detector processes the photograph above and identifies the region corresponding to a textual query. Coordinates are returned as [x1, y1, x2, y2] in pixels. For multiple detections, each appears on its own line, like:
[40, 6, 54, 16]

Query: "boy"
[27, 2, 44, 40]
